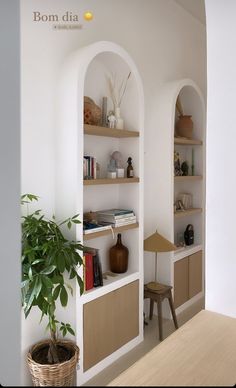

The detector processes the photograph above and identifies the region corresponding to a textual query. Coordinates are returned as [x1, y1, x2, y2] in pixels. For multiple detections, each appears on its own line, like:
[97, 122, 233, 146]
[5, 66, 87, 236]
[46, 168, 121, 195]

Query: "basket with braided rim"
[27, 339, 79, 386]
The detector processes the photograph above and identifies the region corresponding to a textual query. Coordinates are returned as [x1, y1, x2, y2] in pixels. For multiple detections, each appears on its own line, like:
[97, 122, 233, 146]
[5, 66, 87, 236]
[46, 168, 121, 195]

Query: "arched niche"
[57, 41, 144, 227]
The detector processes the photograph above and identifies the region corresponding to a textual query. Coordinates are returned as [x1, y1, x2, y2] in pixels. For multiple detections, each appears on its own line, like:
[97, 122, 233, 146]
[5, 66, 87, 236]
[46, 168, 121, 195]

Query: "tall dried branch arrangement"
[176, 95, 184, 116]
[108, 72, 131, 109]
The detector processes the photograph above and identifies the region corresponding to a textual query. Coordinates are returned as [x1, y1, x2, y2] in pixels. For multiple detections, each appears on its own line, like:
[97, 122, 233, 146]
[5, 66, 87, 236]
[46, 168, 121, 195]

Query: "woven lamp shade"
[144, 231, 176, 253]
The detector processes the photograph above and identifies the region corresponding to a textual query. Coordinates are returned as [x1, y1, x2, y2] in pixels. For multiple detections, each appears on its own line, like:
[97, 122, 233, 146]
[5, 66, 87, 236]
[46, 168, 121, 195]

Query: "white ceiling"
[174, 0, 206, 25]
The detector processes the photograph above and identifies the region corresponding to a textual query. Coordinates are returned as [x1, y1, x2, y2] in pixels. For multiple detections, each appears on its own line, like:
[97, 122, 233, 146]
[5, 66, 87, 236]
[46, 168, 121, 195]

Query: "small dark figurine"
[181, 161, 189, 176]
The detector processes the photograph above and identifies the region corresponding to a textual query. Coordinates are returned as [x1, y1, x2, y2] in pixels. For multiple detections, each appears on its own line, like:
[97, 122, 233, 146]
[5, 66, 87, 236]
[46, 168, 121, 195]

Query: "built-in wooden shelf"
[174, 208, 202, 218]
[84, 124, 139, 138]
[174, 137, 202, 145]
[84, 177, 139, 185]
[174, 176, 202, 182]
[83, 222, 139, 240]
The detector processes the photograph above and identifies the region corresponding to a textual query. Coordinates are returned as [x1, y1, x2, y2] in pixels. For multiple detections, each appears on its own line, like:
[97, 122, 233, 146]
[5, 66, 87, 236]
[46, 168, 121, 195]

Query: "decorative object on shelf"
[184, 224, 194, 246]
[144, 231, 176, 292]
[176, 232, 185, 248]
[109, 233, 129, 273]
[101, 96, 108, 127]
[175, 95, 193, 139]
[177, 193, 192, 210]
[181, 160, 189, 176]
[174, 150, 182, 176]
[96, 162, 100, 179]
[175, 199, 185, 212]
[84, 96, 102, 125]
[21, 194, 83, 386]
[107, 154, 117, 179]
[111, 150, 124, 178]
[114, 106, 124, 129]
[108, 71, 131, 130]
[107, 110, 116, 128]
[127, 156, 134, 178]
[176, 115, 193, 139]
[176, 95, 184, 117]
[191, 147, 195, 176]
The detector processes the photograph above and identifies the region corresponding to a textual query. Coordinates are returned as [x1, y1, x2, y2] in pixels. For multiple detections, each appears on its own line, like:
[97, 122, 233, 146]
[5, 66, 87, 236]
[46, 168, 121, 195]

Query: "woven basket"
[27, 339, 79, 386]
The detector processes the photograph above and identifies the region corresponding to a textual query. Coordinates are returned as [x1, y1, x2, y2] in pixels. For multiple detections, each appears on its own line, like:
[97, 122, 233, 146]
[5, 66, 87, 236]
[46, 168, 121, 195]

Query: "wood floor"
[83, 297, 205, 386]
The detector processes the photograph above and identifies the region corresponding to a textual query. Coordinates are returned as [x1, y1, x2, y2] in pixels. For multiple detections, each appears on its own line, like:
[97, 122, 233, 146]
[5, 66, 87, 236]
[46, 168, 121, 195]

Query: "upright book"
[84, 253, 94, 291]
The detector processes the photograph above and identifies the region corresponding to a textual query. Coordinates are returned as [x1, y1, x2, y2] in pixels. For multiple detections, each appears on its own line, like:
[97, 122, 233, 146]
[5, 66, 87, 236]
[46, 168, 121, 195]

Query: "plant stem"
[48, 329, 60, 364]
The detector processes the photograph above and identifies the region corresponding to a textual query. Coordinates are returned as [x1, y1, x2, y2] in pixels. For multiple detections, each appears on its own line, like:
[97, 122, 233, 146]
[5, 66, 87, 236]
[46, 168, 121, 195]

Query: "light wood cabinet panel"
[174, 250, 203, 308]
[189, 251, 202, 298]
[174, 258, 189, 308]
[83, 280, 139, 371]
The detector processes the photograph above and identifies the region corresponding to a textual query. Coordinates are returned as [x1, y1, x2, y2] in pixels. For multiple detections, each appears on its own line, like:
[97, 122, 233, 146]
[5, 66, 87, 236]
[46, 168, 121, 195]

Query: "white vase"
[115, 107, 124, 129]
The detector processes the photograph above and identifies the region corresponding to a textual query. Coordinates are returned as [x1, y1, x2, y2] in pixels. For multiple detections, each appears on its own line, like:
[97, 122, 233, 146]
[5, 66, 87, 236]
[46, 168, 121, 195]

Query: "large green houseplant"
[21, 194, 84, 386]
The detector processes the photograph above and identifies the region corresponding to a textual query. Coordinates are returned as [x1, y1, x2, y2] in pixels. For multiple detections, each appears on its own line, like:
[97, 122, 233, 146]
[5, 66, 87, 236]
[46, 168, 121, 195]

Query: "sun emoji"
[84, 11, 93, 21]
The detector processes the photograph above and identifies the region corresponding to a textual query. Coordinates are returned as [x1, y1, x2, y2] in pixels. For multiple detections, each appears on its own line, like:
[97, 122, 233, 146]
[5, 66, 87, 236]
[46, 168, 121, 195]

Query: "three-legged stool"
[144, 283, 178, 341]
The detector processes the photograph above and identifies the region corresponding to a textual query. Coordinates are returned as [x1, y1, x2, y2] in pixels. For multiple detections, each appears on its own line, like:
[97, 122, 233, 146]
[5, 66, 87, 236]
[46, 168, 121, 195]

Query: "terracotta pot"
[176, 115, 193, 139]
[109, 233, 128, 273]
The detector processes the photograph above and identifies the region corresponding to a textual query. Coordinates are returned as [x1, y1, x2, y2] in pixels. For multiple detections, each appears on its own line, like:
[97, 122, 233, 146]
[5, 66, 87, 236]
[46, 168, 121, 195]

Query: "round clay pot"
[109, 233, 129, 273]
[176, 115, 193, 139]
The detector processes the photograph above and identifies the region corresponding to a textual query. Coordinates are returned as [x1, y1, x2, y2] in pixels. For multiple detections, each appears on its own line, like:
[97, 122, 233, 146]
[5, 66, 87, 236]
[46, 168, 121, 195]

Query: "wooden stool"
[144, 283, 178, 341]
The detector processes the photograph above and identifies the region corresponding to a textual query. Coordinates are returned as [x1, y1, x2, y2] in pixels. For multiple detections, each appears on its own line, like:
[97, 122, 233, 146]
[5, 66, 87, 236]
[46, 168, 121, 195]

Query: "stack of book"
[97, 209, 137, 228]
[83, 221, 113, 234]
[83, 155, 97, 179]
[83, 247, 103, 291]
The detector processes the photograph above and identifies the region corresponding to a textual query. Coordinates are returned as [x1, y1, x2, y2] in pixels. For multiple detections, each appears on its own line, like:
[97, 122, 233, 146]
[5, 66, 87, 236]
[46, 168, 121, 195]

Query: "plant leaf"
[53, 284, 61, 301]
[40, 265, 56, 275]
[60, 286, 68, 307]
[67, 326, 75, 336]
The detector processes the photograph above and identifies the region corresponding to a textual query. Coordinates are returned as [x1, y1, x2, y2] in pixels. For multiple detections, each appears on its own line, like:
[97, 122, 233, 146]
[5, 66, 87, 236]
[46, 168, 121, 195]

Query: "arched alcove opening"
[56, 41, 144, 384]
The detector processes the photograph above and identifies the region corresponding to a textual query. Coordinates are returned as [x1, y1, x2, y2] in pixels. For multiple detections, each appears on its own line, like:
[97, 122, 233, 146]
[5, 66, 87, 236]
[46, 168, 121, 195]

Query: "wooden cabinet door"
[174, 257, 189, 308]
[189, 251, 202, 298]
[83, 280, 139, 371]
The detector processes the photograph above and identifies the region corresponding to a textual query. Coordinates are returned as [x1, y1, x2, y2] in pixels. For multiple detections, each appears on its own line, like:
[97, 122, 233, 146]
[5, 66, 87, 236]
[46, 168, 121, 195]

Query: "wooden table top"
[108, 310, 236, 386]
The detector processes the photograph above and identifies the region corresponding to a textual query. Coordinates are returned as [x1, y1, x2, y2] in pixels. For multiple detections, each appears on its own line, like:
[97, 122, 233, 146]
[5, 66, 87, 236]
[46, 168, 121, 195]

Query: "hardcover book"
[84, 253, 94, 291]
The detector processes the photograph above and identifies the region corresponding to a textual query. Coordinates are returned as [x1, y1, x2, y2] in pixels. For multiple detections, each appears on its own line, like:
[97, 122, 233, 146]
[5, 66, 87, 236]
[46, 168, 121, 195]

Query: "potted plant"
[21, 194, 84, 386]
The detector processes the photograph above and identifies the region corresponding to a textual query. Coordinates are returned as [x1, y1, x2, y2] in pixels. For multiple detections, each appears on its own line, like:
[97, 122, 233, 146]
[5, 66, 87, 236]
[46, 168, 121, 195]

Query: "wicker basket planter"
[27, 339, 79, 386]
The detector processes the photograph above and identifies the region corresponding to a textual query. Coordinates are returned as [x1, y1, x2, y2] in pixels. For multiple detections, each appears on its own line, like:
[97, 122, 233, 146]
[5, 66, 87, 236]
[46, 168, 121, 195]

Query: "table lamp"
[144, 231, 176, 291]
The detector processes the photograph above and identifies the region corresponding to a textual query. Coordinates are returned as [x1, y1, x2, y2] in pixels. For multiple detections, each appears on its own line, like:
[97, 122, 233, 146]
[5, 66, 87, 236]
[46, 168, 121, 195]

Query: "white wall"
[21, 0, 206, 384]
[0, 0, 21, 385]
[205, 0, 236, 318]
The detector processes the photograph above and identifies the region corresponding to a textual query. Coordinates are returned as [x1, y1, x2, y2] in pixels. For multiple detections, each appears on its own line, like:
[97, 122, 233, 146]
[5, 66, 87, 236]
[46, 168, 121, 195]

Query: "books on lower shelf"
[83, 222, 112, 234]
[84, 247, 103, 291]
[97, 208, 136, 226]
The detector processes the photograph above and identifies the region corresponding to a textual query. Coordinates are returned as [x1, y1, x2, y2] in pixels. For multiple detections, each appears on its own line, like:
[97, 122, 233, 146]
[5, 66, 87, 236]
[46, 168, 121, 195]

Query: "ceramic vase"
[176, 115, 193, 139]
[114, 107, 124, 129]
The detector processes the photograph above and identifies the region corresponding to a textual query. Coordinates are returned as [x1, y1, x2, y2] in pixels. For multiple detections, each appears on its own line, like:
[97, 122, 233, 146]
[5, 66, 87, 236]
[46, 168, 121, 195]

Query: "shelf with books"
[83, 222, 139, 240]
[84, 177, 139, 185]
[84, 124, 139, 138]
[81, 270, 140, 304]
